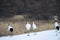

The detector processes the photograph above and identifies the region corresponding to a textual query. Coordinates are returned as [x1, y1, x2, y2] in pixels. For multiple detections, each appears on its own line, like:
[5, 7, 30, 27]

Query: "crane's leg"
[55, 28, 58, 36]
[56, 29, 59, 36]
[27, 31, 30, 36]
[10, 32, 13, 37]
[33, 30, 36, 35]
[58, 29, 60, 33]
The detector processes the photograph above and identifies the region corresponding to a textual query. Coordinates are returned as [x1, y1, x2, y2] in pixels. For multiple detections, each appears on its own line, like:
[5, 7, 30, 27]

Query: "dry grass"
[0, 15, 58, 37]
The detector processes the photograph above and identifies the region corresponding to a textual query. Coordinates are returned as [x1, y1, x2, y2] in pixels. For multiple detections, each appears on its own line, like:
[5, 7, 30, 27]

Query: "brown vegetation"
[0, 15, 56, 37]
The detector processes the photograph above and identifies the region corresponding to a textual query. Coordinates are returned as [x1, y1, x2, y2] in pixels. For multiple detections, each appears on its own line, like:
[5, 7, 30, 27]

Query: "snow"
[0, 29, 60, 40]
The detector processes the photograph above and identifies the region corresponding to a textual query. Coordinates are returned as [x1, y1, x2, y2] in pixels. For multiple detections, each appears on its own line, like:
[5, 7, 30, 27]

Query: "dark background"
[0, 0, 60, 20]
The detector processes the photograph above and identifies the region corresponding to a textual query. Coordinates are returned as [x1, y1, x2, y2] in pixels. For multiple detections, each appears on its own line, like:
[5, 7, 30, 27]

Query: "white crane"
[7, 24, 13, 36]
[54, 22, 60, 36]
[8, 24, 13, 32]
[32, 21, 37, 35]
[25, 22, 31, 36]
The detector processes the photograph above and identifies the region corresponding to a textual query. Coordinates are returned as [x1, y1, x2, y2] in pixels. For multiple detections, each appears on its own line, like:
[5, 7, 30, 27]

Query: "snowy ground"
[0, 29, 60, 40]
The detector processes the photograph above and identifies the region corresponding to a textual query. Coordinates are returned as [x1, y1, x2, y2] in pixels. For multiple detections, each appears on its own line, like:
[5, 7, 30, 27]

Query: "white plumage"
[25, 22, 31, 31]
[32, 22, 37, 30]
[25, 22, 31, 36]
[54, 22, 59, 28]
[54, 22, 60, 36]
[8, 24, 13, 32]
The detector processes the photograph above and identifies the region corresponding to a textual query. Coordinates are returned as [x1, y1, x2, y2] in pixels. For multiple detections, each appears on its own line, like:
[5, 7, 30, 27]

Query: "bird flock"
[7, 16, 60, 36]
[25, 21, 37, 36]
[7, 21, 37, 36]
